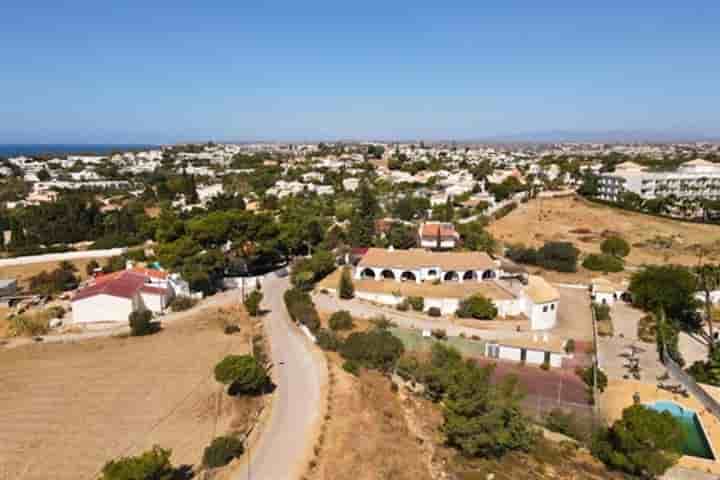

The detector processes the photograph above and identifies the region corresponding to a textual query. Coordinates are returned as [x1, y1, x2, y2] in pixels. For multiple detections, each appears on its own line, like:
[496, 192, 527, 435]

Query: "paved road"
[234, 275, 327, 480]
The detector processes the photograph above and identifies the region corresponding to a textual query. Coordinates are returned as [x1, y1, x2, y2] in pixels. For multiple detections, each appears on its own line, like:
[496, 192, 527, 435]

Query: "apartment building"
[597, 159, 720, 202]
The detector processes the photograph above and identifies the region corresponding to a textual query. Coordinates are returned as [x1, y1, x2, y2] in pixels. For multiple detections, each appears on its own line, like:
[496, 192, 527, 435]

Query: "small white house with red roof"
[72, 270, 174, 324]
[418, 222, 460, 250]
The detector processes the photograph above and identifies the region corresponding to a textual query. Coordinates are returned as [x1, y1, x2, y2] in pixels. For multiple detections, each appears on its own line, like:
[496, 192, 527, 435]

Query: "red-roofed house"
[418, 222, 460, 250]
[72, 270, 173, 324]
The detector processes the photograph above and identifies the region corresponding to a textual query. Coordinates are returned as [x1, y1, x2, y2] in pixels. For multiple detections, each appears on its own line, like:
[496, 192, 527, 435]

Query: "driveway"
[233, 275, 327, 480]
[597, 302, 665, 381]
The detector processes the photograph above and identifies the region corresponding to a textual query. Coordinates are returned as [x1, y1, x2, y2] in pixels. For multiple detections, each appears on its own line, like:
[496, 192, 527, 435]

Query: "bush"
[592, 405, 684, 478]
[431, 328, 447, 340]
[339, 267, 355, 299]
[593, 302, 611, 321]
[600, 235, 630, 258]
[537, 241, 579, 273]
[129, 310, 153, 336]
[9, 313, 50, 336]
[339, 329, 404, 372]
[396, 300, 409, 311]
[456, 294, 498, 320]
[540, 361, 550, 370]
[427, 307, 442, 317]
[244, 290, 263, 316]
[407, 296, 424, 312]
[565, 338, 576, 354]
[284, 288, 321, 332]
[329, 310, 354, 331]
[369, 315, 395, 329]
[316, 328, 342, 351]
[99, 446, 175, 480]
[342, 359, 360, 375]
[214, 354, 269, 395]
[168, 295, 197, 312]
[545, 409, 590, 442]
[202, 436, 244, 468]
[85, 259, 100, 276]
[582, 253, 624, 272]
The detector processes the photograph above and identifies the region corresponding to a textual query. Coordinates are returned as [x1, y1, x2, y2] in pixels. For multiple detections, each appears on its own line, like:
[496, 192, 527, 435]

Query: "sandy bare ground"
[0, 307, 251, 480]
[488, 196, 720, 269]
[0, 258, 96, 289]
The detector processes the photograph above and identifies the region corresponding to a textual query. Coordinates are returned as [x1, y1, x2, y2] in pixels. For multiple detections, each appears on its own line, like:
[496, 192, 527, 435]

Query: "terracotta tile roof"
[523, 275, 559, 304]
[419, 222, 459, 239]
[73, 271, 168, 302]
[130, 267, 169, 279]
[358, 248, 496, 271]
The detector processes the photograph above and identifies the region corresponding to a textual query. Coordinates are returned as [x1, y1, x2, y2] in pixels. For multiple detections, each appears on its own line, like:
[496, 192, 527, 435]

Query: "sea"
[0, 144, 158, 157]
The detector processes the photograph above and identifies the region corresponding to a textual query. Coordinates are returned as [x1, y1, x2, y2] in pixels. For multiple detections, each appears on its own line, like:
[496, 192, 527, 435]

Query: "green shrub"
[540, 361, 550, 370]
[407, 296, 424, 312]
[545, 409, 590, 442]
[339, 267, 355, 299]
[214, 355, 269, 395]
[593, 302, 611, 321]
[129, 310, 153, 336]
[202, 436, 244, 468]
[431, 328, 447, 340]
[342, 359, 360, 375]
[339, 329, 404, 372]
[316, 328, 342, 351]
[396, 300, 409, 311]
[169, 295, 197, 312]
[99, 446, 175, 480]
[284, 288, 321, 332]
[564, 338, 575, 354]
[456, 294, 498, 320]
[427, 307, 442, 317]
[600, 236, 630, 258]
[244, 290, 263, 316]
[582, 253, 624, 272]
[369, 315, 395, 329]
[329, 310, 354, 331]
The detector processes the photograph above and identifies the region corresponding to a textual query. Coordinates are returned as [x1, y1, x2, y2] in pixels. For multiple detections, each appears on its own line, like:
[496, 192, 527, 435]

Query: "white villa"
[348, 248, 560, 330]
[354, 247, 499, 284]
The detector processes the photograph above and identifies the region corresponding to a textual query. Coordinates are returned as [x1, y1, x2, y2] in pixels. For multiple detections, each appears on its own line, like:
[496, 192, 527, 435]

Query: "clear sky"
[1, 1, 719, 143]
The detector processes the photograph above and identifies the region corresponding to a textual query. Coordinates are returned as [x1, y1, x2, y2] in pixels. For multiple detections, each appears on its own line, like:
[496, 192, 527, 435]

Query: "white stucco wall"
[528, 301, 557, 330]
[593, 292, 616, 306]
[498, 345, 522, 362]
[72, 294, 137, 324]
[525, 349, 546, 365]
[140, 292, 167, 313]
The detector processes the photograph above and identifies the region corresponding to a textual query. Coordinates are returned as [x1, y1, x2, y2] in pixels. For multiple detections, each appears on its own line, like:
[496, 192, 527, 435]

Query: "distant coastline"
[0, 144, 159, 157]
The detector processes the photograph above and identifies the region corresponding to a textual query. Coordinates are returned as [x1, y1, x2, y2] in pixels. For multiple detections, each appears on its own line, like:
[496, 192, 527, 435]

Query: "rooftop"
[524, 275, 560, 304]
[358, 247, 497, 271]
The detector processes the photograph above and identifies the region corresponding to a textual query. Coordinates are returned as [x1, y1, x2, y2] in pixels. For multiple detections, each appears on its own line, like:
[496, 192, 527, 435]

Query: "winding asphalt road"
[234, 274, 327, 480]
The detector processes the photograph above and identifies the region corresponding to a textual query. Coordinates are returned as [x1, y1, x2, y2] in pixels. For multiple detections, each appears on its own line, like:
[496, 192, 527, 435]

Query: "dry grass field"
[0, 307, 254, 480]
[488, 196, 720, 269]
[310, 363, 434, 480]
[0, 258, 98, 289]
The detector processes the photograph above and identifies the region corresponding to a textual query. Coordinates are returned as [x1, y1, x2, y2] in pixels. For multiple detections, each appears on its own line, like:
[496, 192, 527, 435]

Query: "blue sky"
[1, 1, 719, 143]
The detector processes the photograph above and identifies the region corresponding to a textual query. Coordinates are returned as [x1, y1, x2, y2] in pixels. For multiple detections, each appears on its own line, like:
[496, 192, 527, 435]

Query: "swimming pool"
[647, 400, 715, 459]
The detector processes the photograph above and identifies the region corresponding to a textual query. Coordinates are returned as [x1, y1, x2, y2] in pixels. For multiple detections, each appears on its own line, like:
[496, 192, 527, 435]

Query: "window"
[543, 305, 548, 313]
[551, 304, 555, 310]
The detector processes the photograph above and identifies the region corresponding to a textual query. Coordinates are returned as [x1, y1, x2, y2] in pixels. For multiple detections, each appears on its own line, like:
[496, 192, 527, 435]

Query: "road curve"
[234, 274, 327, 480]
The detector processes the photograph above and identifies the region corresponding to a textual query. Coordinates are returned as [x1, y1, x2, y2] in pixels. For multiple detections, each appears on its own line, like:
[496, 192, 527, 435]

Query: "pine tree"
[348, 179, 378, 247]
[339, 267, 355, 299]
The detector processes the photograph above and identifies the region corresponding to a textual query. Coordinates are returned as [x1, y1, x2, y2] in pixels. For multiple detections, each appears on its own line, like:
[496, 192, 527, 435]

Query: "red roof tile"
[73, 271, 166, 302]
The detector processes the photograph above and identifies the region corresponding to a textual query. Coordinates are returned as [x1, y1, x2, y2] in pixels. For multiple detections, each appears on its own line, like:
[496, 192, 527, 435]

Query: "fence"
[661, 346, 720, 420]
